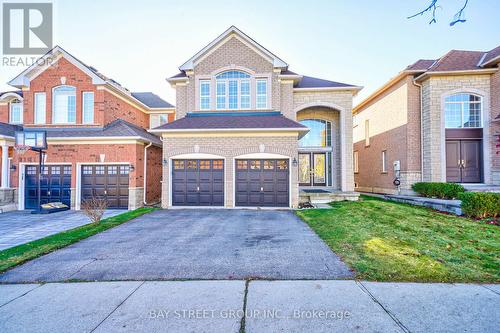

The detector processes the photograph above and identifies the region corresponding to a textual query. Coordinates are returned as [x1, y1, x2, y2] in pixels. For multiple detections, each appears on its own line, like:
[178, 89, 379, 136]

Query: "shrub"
[411, 182, 465, 199]
[459, 192, 500, 219]
[81, 196, 108, 224]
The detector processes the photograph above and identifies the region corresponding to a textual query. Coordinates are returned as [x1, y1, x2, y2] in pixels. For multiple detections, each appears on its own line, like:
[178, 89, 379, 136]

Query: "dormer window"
[53, 85, 76, 124]
[215, 71, 251, 110]
[9, 99, 23, 124]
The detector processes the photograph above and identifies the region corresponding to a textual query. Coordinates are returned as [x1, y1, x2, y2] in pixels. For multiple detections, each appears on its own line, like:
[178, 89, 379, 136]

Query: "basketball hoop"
[14, 144, 30, 155]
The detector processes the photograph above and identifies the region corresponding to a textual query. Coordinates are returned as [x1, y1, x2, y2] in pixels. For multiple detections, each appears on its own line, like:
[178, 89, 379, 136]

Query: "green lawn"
[296, 196, 499, 282]
[0, 207, 156, 273]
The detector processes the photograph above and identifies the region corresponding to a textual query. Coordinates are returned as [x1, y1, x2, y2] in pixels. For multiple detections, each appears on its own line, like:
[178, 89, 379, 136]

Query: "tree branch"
[408, 0, 469, 26]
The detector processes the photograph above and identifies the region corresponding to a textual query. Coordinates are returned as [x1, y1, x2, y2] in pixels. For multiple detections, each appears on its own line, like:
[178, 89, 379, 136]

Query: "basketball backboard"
[15, 131, 48, 150]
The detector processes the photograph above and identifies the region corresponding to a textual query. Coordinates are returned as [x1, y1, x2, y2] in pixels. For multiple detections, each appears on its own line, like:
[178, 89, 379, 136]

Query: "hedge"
[459, 192, 500, 219]
[411, 182, 465, 199]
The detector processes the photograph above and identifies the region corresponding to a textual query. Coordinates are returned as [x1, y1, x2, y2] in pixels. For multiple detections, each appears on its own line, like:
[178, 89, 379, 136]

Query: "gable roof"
[131, 92, 174, 108]
[8, 46, 173, 110]
[481, 45, 500, 67]
[179, 26, 288, 71]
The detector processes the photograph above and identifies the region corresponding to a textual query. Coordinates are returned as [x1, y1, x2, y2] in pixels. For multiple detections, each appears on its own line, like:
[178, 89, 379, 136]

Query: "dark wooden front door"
[25, 165, 72, 209]
[298, 152, 326, 186]
[235, 159, 289, 207]
[81, 165, 130, 209]
[446, 140, 482, 183]
[172, 159, 224, 206]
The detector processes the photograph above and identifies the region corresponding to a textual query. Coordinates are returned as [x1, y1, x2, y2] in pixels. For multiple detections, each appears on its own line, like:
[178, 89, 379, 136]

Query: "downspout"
[143, 141, 153, 205]
[412, 78, 424, 181]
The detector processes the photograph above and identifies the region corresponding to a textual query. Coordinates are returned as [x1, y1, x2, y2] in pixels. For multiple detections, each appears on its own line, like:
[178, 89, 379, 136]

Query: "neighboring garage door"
[235, 159, 289, 207]
[172, 159, 224, 206]
[81, 165, 129, 209]
[25, 165, 72, 209]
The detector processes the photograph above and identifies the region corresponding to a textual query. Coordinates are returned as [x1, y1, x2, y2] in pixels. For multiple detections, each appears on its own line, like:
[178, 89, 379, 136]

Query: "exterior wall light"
[129, 164, 135, 172]
[292, 157, 298, 167]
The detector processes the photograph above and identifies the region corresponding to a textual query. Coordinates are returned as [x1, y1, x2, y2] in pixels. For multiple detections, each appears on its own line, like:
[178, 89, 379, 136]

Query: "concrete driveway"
[0, 209, 123, 250]
[0, 209, 353, 282]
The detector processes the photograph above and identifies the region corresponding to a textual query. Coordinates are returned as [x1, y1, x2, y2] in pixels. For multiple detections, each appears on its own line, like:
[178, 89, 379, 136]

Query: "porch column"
[1, 145, 9, 188]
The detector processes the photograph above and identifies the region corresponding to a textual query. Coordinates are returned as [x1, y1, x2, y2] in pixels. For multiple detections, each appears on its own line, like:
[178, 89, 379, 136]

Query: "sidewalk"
[0, 280, 498, 333]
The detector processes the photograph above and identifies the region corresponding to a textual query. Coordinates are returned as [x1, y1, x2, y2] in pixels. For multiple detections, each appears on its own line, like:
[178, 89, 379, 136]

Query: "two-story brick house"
[353, 46, 500, 195]
[152, 26, 361, 208]
[0, 46, 174, 212]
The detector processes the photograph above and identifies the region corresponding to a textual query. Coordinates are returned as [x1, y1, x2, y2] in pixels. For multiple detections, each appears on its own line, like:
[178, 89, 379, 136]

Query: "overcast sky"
[1, 0, 499, 105]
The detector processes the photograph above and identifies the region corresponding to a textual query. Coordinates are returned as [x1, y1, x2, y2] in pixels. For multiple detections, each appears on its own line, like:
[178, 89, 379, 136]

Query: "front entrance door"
[446, 140, 482, 183]
[299, 152, 326, 186]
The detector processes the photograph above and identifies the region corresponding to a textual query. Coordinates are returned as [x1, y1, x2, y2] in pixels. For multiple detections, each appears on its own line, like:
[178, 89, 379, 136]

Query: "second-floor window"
[444, 93, 482, 128]
[256, 79, 267, 109]
[53, 85, 76, 124]
[9, 99, 23, 124]
[200, 80, 210, 110]
[150, 113, 169, 128]
[34, 93, 46, 124]
[215, 71, 251, 110]
[82, 92, 94, 124]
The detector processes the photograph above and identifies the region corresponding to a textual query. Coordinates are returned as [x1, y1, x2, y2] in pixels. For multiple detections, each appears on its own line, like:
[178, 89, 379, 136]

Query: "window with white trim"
[444, 93, 482, 128]
[34, 93, 46, 124]
[53, 85, 76, 124]
[9, 99, 23, 124]
[82, 92, 94, 124]
[150, 113, 169, 128]
[200, 80, 210, 110]
[381, 150, 387, 173]
[256, 79, 267, 109]
[215, 70, 252, 110]
[365, 119, 370, 146]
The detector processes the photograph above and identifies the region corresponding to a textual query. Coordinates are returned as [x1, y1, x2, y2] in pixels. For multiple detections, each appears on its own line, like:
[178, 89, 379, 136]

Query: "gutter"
[143, 141, 153, 206]
[412, 79, 424, 182]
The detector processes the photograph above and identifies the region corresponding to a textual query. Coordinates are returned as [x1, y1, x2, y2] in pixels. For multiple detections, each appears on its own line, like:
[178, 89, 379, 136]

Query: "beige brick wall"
[490, 70, 500, 184]
[421, 74, 492, 183]
[297, 107, 341, 189]
[161, 135, 299, 208]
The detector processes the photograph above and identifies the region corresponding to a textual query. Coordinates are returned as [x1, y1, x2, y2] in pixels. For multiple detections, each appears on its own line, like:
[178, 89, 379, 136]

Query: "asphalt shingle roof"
[482, 45, 500, 66]
[131, 92, 174, 108]
[154, 113, 307, 131]
[294, 76, 356, 88]
[21, 119, 161, 145]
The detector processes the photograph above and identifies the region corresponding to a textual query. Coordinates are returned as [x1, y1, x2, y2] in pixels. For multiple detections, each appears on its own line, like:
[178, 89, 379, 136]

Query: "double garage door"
[171, 159, 289, 207]
[25, 164, 130, 209]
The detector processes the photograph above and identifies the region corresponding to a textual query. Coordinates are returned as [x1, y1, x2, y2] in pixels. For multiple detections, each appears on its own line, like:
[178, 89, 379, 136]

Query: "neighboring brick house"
[151, 26, 361, 208]
[0, 46, 174, 212]
[353, 46, 500, 195]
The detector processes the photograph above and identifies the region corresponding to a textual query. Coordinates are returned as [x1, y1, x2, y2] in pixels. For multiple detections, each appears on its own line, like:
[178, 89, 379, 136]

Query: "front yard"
[296, 195, 500, 283]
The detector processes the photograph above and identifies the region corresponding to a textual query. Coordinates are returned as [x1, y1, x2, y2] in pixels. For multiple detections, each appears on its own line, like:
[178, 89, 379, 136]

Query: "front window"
[53, 85, 76, 124]
[215, 70, 251, 110]
[150, 113, 169, 128]
[381, 150, 387, 173]
[200, 80, 210, 110]
[256, 79, 267, 109]
[445, 93, 482, 128]
[82, 92, 94, 124]
[34, 93, 46, 124]
[299, 119, 332, 147]
[9, 99, 23, 124]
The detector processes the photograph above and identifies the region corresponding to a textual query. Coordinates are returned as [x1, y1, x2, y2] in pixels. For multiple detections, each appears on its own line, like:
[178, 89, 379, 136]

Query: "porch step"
[300, 190, 359, 204]
[463, 184, 500, 193]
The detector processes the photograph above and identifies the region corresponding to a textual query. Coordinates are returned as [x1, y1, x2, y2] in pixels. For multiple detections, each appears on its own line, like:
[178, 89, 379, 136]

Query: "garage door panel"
[172, 159, 224, 207]
[25, 165, 72, 209]
[235, 159, 289, 207]
[81, 165, 129, 209]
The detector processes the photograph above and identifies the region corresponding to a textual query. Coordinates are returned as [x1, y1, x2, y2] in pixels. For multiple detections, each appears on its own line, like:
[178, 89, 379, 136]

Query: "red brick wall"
[145, 145, 162, 203]
[102, 91, 149, 127]
[0, 104, 8, 123]
[11, 143, 144, 188]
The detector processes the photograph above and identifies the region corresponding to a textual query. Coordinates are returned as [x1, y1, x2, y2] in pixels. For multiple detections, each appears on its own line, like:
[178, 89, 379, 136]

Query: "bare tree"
[408, 0, 469, 26]
[81, 196, 108, 224]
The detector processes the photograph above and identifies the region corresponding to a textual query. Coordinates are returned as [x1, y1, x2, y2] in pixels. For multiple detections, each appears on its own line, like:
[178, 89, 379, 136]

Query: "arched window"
[444, 93, 482, 128]
[299, 119, 332, 147]
[53, 85, 76, 124]
[215, 70, 251, 110]
[9, 99, 23, 124]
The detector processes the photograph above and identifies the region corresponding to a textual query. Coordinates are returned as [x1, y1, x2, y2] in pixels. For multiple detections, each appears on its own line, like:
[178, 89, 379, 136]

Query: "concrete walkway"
[0, 280, 497, 333]
[0, 210, 123, 250]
